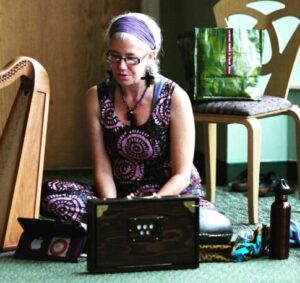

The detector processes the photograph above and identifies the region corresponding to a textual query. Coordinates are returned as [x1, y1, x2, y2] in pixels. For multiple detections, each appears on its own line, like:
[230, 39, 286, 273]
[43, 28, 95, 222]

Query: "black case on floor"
[14, 217, 87, 263]
[87, 195, 199, 273]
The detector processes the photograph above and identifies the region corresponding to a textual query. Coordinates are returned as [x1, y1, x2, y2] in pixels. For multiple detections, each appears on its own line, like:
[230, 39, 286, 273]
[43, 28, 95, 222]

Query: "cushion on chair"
[193, 95, 293, 116]
[199, 207, 233, 245]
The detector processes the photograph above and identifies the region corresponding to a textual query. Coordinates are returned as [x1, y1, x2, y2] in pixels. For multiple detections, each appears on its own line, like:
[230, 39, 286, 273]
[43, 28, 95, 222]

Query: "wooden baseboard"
[193, 151, 298, 186]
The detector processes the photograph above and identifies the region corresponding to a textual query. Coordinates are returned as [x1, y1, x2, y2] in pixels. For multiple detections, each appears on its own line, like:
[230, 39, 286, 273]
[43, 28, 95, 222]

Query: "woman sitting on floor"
[40, 12, 230, 239]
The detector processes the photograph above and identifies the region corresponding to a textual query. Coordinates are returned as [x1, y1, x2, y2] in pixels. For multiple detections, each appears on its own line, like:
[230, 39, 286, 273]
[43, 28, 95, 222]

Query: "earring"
[106, 70, 113, 85]
[141, 71, 155, 87]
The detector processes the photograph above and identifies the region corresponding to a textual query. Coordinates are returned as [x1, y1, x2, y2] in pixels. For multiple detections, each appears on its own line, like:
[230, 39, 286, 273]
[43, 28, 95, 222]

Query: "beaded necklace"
[119, 85, 149, 126]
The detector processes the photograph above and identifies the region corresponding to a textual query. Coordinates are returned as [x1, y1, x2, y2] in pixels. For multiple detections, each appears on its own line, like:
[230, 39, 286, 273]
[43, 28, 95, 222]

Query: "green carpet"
[1, 171, 300, 283]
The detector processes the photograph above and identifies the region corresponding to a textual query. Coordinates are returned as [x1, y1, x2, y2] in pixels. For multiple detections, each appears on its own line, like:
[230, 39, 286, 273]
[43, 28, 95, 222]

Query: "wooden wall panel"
[0, 0, 140, 169]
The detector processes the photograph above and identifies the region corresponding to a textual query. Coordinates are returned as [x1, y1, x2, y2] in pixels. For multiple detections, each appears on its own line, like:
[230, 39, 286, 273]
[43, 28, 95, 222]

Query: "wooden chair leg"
[203, 122, 217, 202]
[287, 107, 300, 190]
[244, 118, 262, 224]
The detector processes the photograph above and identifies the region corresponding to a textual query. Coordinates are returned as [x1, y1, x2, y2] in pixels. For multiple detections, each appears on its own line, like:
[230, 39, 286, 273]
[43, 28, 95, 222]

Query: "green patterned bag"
[178, 28, 264, 101]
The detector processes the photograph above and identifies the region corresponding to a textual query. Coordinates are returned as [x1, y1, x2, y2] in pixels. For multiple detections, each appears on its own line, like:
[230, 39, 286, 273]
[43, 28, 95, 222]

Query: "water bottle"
[269, 179, 291, 259]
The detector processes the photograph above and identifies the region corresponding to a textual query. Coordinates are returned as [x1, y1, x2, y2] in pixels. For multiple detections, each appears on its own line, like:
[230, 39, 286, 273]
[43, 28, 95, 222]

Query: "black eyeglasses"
[106, 51, 148, 65]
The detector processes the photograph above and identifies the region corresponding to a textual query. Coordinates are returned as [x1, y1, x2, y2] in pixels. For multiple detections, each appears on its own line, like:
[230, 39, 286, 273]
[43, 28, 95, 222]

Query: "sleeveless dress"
[40, 76, 214, 223]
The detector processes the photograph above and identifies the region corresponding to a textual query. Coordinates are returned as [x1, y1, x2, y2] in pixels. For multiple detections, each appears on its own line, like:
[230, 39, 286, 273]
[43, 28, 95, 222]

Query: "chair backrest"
[0, 57, 50, 250]
[214, 0, 300, 99]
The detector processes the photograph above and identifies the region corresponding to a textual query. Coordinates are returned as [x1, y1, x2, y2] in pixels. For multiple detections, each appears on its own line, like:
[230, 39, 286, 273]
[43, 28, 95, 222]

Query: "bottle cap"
[274, 178, 292, 195]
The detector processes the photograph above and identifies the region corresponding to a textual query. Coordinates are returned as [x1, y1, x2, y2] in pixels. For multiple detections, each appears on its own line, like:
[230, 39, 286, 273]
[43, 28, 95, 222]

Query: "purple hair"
[109, 16, 156, 50]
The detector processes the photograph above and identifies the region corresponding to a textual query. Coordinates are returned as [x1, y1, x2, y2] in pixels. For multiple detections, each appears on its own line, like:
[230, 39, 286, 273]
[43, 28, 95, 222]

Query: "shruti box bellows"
[87, 195, 199, 273]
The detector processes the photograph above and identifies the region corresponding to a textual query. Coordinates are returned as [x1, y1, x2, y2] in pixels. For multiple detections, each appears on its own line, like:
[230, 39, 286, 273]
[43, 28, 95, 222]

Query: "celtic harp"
[0, 57, 50, 250]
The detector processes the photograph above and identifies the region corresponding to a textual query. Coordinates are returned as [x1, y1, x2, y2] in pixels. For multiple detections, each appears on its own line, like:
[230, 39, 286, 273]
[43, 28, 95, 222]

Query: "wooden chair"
[193, 0, 300, 223]
[0, 57, 50, 250]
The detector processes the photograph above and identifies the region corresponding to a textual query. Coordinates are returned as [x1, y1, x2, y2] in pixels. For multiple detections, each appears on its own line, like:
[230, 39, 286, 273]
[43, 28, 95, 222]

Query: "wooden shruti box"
[87, 195, 199, 273]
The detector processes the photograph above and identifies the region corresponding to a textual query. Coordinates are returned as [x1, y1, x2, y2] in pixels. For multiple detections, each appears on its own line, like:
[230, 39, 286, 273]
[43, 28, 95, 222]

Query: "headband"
[109, 16, 156, 50]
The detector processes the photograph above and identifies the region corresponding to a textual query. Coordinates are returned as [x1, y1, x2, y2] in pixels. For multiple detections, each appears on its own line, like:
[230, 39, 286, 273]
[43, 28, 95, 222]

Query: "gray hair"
[105, 12, 162, 76]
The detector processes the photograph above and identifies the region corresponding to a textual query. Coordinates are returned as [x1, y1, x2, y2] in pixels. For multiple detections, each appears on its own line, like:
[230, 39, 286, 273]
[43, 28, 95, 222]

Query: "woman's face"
[108, 36, 154, 87]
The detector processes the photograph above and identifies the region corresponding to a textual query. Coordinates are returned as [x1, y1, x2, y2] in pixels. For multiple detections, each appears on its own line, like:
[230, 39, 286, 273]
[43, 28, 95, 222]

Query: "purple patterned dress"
[40, 76, 213, 223]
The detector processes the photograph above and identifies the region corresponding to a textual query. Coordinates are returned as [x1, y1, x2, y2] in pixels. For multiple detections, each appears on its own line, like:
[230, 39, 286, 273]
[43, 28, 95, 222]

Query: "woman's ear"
[147, 51, 156, 62]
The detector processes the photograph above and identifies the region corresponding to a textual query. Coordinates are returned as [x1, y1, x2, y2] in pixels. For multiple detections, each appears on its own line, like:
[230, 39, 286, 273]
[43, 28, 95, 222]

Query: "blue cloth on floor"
[232, 219, 300, 262]
[231, 225, 263, 262]
[290, 219, 300, 246]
